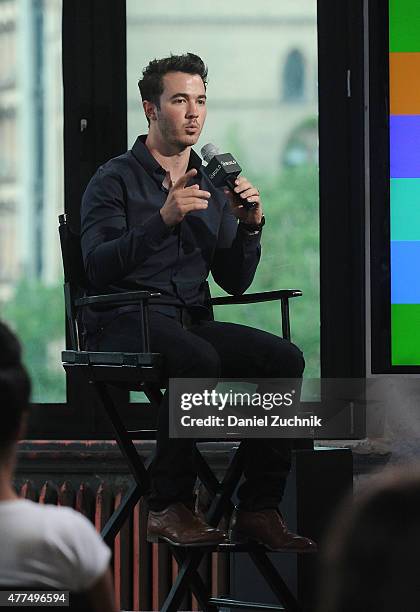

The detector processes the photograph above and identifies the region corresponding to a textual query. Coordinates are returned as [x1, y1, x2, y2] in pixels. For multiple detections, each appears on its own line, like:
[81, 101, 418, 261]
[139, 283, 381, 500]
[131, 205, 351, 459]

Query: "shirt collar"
[131, 135, 202, 182]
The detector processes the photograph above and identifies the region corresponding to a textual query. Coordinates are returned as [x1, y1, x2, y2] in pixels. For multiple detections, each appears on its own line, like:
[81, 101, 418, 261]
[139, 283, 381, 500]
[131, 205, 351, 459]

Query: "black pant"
[87, 306, 305, 511]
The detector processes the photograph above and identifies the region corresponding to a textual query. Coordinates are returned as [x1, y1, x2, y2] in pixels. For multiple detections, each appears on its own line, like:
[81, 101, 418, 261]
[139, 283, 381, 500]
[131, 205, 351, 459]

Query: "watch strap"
[238, 214, 266, 233]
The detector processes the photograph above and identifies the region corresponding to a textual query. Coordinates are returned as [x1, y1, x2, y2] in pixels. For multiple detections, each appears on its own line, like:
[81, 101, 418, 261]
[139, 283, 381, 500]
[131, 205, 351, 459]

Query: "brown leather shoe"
[147, 502, 228, 546]
[229, 508, 317, 553]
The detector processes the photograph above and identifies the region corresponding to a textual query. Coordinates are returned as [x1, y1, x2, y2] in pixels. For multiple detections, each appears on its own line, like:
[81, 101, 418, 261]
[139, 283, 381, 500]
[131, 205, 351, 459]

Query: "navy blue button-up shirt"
[80, 135, 262, 315]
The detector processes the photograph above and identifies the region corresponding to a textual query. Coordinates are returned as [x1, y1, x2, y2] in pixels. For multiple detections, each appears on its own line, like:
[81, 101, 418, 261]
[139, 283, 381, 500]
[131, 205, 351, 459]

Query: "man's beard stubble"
[157, 114, 201, 150]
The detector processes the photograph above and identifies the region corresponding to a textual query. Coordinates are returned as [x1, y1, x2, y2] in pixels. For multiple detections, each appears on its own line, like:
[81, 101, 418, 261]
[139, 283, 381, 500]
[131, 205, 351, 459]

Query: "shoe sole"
[147, 534, 227, 547]
[229, 530, 317, 553]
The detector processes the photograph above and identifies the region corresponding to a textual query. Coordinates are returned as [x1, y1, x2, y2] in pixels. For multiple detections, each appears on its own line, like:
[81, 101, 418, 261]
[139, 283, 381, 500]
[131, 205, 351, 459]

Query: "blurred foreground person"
[0, 321, 117, 612]
[319, 465, 420, 612]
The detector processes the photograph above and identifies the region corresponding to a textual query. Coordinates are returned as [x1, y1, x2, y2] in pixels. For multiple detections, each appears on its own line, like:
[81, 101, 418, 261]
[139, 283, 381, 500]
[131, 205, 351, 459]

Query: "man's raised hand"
[223, 176, 263, 225]
[160, 168, 210, 227]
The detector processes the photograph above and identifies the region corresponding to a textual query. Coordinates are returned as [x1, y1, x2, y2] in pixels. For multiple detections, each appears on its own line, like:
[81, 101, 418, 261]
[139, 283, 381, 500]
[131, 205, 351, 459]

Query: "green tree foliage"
[3, 280, 66, 402]
[210, 164, 320, 377]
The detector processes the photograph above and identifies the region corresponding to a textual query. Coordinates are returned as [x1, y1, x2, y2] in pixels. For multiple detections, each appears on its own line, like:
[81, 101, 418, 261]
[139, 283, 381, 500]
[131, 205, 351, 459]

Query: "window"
[283, 49, 305, 102]
[126, 0, 320, 376]
[0, 0, 65, 402]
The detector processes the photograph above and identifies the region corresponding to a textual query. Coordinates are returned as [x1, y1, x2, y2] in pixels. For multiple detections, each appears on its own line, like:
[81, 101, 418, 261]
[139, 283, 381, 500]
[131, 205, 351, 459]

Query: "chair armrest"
[210, 289, 302, 306]
[210, 289, 302, 341]
[75, 290, 161, 307]
[74, 290, 160, 352]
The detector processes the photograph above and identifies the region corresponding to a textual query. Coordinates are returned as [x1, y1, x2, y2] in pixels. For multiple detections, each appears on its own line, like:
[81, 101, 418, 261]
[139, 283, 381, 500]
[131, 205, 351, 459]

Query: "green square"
[392, 303, 420, 364]
[390, 0, 420, 52]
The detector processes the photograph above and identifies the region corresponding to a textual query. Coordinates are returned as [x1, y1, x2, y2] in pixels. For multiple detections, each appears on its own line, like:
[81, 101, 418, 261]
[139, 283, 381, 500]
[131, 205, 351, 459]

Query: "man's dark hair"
[138, 52, 208, 109]
[0, 321, 31, 449]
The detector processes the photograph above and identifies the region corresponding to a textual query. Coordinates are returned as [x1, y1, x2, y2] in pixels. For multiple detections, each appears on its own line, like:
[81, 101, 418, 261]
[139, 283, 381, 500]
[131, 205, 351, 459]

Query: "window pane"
[127, 0, 319, 376]
[283, 49, 306, 102]
[0, 0, 65, 401]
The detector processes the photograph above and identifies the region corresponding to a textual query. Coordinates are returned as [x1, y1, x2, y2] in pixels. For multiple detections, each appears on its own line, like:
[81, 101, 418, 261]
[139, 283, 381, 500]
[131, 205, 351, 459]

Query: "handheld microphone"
[200, 143, 256, 209]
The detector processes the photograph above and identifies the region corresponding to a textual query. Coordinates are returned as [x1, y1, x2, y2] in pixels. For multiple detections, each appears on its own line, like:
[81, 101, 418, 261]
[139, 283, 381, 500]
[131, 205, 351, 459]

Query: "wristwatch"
[239, 215, 266, 234]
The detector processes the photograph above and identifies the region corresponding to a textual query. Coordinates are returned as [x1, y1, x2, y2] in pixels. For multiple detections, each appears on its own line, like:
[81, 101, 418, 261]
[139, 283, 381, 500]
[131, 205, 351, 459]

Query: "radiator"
[18, 480, 229, 611]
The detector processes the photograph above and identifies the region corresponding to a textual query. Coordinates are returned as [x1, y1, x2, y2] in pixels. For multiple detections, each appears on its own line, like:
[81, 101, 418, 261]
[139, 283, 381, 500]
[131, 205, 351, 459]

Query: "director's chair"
[59, 213, 311, 612]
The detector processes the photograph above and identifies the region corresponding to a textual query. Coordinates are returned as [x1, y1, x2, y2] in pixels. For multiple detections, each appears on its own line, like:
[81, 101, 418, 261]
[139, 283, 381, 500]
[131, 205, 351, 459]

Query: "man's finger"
[172, 168, 198, 190]
[235, 175, 249, 184]
[237, 187, 259, 199]
[243, 196, 259, 204]
[180, 199, 209, 212]
[234, 182, 253, 193]
[182, 186, 211, 199]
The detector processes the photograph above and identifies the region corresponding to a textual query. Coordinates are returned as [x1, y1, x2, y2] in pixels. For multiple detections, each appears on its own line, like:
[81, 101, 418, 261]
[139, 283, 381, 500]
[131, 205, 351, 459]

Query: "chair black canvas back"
[58, 214, 87, 291]
[58, 214, 88, 349]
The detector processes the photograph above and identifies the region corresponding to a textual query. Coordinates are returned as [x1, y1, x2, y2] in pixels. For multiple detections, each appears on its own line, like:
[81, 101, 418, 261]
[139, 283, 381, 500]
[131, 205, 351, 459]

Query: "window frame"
[25, 0, 367, 439]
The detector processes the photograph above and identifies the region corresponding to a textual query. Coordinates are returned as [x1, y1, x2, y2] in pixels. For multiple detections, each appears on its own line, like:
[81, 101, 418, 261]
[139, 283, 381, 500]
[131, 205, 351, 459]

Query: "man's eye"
[198, 99, 206, 105]
[174, 98, 185, 104]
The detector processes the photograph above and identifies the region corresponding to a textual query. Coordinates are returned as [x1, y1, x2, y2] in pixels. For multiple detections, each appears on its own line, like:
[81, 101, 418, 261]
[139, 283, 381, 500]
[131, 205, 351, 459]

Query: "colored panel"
[391, 179, 420, 240]
[390, 115, 420, 178]
[391, 303, 420, 365]
[390, 53, 420, 114]
[390, 0, 420, 52]
[391, 241, 420, 303]
[389, 2, 420, 367]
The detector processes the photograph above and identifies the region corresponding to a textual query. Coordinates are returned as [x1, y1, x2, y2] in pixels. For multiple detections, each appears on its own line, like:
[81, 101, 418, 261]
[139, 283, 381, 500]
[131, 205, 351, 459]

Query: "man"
[81, 53, 316, 550]
[0, 321, 116, 611]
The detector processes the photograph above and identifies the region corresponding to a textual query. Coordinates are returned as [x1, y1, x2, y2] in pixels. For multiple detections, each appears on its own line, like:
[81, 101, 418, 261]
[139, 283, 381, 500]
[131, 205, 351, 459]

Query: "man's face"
[152, 71, 207, 149]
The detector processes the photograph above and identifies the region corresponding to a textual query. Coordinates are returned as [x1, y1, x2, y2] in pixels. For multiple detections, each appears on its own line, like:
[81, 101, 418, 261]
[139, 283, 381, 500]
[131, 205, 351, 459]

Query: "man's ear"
[143, 100, 157, 122]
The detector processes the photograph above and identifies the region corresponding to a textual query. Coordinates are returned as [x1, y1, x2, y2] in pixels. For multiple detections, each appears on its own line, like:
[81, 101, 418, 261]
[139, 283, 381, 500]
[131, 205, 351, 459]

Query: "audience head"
[0, 321, 31, 459]
[319, 465, 420, 612]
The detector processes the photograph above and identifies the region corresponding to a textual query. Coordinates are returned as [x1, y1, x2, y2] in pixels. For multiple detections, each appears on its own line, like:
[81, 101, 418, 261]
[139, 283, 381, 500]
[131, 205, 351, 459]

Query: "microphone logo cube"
[203, 153, 242, 188]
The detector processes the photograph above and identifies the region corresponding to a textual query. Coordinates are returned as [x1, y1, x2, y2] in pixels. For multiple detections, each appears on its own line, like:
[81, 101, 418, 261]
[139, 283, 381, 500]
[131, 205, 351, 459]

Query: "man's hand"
[224, 176, 263, 225]
[160, 168, 210, 227]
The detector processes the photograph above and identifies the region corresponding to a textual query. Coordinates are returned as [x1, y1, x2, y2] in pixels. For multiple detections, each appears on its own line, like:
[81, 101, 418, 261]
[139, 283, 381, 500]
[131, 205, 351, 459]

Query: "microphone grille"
[201, 143, 220, 163]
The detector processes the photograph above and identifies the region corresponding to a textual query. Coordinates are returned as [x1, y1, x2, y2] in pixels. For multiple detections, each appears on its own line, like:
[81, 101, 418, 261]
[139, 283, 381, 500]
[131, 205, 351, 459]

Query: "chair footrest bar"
[62, 349, 161, 367]
[209, 597, 285, 610]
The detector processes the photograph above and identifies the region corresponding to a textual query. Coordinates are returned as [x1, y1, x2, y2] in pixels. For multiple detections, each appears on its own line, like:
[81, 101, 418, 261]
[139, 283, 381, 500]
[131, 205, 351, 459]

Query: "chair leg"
[250, 551, 302, 612]
[160, 549, 217, 612]
[94, 382, 153, 546]
[195, 442, 245, 527]
[193, 446, 220, 498]
[143, 382, 164, 404]
[95, 382, 150, 490]
[171, 548, 217, 612]
[195, 443, 302, 612]
[101, 481, 141, 547]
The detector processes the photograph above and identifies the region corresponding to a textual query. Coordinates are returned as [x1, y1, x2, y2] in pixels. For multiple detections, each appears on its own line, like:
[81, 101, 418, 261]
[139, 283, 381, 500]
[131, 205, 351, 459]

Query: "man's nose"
[186, 102, 199, 116]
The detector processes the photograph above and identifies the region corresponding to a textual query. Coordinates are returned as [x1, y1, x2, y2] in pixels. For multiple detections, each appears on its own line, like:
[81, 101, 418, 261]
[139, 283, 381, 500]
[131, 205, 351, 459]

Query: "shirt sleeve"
[44, 507, 111, 592]
[81, 168, 173, 289]
[210, 200, 262, 295]
[71, 513, 111, 591]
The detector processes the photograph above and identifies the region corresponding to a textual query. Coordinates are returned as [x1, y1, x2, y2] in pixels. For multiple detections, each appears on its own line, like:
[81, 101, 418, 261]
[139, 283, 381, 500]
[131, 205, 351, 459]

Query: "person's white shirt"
[0, 499, 111, 591]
